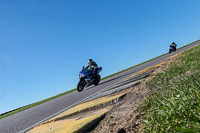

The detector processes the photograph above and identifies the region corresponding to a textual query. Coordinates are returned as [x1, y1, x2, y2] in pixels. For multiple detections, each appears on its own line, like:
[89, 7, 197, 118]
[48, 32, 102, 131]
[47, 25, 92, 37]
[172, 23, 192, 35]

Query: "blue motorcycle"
[169, 45, 177, 54]
[77, 66, 102, 92]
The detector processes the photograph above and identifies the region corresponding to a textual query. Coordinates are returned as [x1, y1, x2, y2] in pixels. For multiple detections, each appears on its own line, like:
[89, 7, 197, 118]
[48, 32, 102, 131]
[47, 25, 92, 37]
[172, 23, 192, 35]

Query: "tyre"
[77, 79, 86, 92]
[93, 74, 101, 85]
[169, 49, 172, 54]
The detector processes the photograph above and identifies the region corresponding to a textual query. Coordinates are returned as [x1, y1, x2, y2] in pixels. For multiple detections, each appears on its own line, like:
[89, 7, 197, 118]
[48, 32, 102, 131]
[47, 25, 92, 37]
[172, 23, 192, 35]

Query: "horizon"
[1, 0, 200, 114]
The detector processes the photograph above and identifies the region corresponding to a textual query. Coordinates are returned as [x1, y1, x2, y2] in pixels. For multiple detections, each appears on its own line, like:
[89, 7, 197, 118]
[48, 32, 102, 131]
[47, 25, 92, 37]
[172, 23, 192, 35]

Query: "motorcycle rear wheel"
[93, 74, 101, 85]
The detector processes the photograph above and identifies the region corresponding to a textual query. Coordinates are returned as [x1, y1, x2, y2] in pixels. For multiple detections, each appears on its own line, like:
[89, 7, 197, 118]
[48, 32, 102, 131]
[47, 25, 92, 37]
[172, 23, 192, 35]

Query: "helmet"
[172, 41, 175, 44]
[88, 59, 93, 63]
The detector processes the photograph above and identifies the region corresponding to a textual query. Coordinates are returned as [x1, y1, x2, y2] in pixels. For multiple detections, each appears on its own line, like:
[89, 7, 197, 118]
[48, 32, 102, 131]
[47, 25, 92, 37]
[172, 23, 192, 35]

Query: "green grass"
[140, 44, 200, 132]
[0, 39, 199, 120]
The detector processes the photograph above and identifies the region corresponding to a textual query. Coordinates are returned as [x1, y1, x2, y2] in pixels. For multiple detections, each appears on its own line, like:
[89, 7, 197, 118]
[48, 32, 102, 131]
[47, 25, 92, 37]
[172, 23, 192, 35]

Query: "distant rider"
[170, 41, 177, 50]
[86, 59, 98, 78]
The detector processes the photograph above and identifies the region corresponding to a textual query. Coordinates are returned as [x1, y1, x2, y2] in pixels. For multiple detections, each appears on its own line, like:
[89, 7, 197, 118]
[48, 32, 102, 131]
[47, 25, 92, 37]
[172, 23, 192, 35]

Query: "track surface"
[0, 41, 199, 133]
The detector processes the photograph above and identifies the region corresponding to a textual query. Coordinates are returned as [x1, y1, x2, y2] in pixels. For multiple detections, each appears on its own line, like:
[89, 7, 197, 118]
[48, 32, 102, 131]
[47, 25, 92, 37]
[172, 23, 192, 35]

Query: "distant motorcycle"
[169, 45, 177, 54]
[77, 67, 102, 92]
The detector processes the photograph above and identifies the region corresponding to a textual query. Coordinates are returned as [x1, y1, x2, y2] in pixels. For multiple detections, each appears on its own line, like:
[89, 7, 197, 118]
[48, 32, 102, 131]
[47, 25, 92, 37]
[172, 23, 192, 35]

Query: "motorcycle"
[169, 45, 177, 54]
[77, 66, 102, 92]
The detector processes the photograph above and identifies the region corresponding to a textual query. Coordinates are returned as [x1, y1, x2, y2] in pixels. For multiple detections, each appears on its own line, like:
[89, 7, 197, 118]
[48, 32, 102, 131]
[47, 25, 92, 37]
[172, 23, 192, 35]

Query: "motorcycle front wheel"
[169, 49, 172, 54]
[77, 79, 86, 92]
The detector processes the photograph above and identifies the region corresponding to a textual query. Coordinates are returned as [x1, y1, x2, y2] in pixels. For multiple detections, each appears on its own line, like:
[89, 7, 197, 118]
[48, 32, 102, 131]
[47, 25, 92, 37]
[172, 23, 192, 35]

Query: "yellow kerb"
[28, 107, 111, 133]
[128, 52, 183, 79]
[28, 93, 125, 133]
[48, 93, 125, 122]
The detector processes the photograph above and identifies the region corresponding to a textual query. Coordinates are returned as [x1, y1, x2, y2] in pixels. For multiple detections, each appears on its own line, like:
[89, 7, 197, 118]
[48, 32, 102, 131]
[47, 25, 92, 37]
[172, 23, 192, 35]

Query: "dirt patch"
[89, 75, 152, 133]
[88, 55, 182, 133]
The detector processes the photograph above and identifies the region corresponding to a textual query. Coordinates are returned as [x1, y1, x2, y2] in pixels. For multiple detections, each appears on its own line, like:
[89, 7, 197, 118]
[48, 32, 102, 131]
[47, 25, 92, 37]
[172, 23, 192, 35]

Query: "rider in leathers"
[86, 59, 98, 78]
[170, 41, 177, 50]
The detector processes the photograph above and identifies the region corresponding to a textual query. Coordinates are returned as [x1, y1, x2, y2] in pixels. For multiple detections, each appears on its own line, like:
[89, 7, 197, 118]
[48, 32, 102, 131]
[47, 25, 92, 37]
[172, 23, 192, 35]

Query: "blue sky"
[0, 0, 200, 114]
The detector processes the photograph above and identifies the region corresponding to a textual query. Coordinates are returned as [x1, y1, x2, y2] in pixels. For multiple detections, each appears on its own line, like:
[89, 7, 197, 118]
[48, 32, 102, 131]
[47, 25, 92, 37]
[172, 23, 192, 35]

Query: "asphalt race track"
[0, 40, 199, 133]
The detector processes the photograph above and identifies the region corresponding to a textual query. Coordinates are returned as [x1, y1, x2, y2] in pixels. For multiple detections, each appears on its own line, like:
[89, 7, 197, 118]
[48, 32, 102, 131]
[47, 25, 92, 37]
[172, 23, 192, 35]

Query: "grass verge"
[140, 44, 200, 132]
[0, 39, 199, 120]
